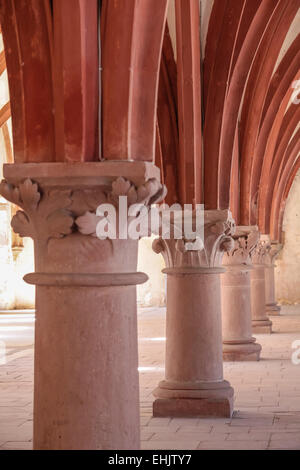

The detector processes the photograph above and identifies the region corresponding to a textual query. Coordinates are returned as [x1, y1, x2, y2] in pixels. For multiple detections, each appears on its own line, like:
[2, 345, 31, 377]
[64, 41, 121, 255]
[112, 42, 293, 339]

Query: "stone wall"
[137, 237, 166, 307]
[275, 169, 300, 305]
[0, 200, 35, 311]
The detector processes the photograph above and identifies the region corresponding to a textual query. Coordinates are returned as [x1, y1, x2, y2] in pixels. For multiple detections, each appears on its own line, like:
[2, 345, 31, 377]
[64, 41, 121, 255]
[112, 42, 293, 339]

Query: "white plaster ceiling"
[273, 8, 300, 76]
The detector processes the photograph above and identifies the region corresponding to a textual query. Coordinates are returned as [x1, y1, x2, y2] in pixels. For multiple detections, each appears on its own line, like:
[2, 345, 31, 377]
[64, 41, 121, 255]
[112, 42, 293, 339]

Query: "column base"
[223, 340, 262, 362]
[252, 319, 272, 334]
[266, 303, 281, 316]
[153, 380, 234, 418]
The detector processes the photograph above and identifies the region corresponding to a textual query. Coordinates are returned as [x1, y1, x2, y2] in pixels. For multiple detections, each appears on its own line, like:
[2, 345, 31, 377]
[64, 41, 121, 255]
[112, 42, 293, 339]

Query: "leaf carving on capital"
[203, 218, 235, 268]
[0, 179, 74, 242]
[152, 237, 204, 269]
[152, 212, 236, 269]
[250, 239, 271, 265]
[0, 176, 166, 242]
[108, 177, 167, 207]
[0, 178, 40, 211]
[71, 188, 108, 213]
[11, 211, 33, 239]
[76, 211, 101, 237]
[76, 177, 167, 238]
[223, 229, 259, 266]
[152, 238, 177, 268]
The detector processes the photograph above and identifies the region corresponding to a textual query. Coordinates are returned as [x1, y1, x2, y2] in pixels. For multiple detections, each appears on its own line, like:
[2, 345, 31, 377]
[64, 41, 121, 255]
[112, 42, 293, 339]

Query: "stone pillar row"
[0, 161, 283, 444]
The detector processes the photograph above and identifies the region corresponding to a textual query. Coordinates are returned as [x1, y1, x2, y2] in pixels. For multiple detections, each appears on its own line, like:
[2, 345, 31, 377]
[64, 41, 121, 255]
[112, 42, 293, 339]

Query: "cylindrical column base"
[153, 269, 234, 418]
[153, 380, 234, 418]
[222, 266, 262, 361]
[223, 341, 262, 362]
[251, 265, 272, 334]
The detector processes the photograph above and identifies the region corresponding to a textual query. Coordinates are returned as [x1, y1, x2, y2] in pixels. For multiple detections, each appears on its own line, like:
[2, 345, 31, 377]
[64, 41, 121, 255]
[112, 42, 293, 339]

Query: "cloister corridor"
[1, 306, 300, 451]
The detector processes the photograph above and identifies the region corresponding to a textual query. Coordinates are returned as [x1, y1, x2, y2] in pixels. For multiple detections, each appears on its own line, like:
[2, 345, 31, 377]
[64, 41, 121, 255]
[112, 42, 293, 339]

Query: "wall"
[137, 237, 166, 307]
[0, 199, 15, 309]
[0, 199, 35, 310]
[275, 169, 300, 304]
[13, 238, 35, 309]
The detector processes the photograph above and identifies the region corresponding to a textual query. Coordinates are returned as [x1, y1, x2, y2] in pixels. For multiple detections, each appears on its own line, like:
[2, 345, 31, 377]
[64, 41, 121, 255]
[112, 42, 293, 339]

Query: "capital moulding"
[152, 209, 235, 270]
[0, 162, 167, 244]
[75, 176, 167, 238]
[223, 225, 259, 268]
[3, 161, 161, 188]
[265, 241, 283, 267]
[250, 237, 272, 266]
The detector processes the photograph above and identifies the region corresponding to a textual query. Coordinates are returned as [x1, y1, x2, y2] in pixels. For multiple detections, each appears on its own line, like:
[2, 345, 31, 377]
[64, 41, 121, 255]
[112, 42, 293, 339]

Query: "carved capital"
[250, 235, 282, 267]
[250, 236, 271, 266]
[0, 179, 74, 242]
[153, 210, 235, 270]
[0, 162, 166, 245]
[223, 226, 259, 267]
[75, 177, 166, 238]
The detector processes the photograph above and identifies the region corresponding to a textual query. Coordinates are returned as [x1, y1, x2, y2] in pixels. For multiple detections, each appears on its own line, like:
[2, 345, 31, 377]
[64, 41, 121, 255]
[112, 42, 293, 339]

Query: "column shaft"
[264, 242, 283, 316]
[265, 265, 280, 315]
[251, 265, 272, 334]
[165, 271, 223, 383]
[33, 277, 140, 449]
[222, 266, 261, 361]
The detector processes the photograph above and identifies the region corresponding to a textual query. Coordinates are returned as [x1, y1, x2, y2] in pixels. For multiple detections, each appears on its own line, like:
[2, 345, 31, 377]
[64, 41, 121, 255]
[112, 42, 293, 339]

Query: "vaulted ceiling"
[0, 0, 299, 241]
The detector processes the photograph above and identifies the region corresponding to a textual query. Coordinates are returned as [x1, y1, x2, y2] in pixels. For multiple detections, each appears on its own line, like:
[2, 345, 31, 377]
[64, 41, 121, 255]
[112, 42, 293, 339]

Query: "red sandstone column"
[152, 210, 235, 418]
[222, 226, 262, 361]
[264, 241, 283, 316]
[0, 161, 165, 450]
[250, 238, 273, 334]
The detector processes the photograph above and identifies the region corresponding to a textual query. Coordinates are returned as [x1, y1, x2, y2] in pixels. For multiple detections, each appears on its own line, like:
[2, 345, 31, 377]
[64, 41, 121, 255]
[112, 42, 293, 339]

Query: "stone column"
[0, 161, 165, 450]
[264, 241, 283, 316]
[222, 226, 262, 361]
[250, 237, 273, 334]
[152, 210, 235, 418]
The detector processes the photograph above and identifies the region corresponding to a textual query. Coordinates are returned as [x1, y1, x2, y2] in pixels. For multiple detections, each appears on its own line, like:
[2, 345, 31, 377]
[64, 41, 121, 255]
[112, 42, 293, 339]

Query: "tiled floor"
[0, 306, 300, 450]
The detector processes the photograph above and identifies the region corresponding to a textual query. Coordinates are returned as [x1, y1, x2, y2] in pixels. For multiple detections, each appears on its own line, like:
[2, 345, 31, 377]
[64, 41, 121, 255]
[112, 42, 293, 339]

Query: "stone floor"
[0, 305, 300, 450]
